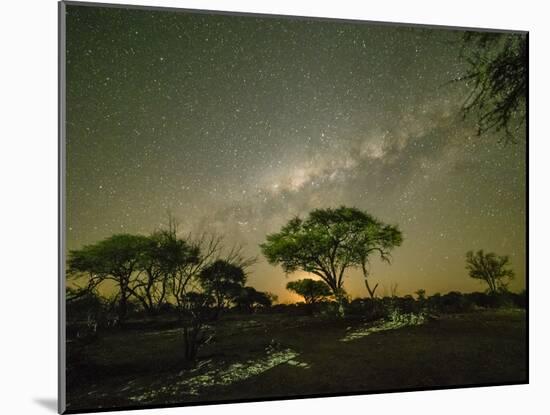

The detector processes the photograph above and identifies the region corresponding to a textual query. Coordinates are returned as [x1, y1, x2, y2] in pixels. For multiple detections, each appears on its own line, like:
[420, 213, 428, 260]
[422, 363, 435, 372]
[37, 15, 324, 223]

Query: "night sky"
[65, 5, 526, 301]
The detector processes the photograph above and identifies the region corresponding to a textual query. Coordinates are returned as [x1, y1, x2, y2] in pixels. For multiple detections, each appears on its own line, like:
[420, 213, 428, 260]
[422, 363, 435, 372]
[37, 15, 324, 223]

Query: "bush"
[511, 290, 527, 308]
[66, 289, 105, 323]
[425, 292, 473, 314]
[396, 295, 419, 314]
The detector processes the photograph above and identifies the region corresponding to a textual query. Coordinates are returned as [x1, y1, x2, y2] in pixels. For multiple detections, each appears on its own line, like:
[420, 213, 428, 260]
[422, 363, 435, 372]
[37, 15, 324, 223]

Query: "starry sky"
[65, 4, 526, 302]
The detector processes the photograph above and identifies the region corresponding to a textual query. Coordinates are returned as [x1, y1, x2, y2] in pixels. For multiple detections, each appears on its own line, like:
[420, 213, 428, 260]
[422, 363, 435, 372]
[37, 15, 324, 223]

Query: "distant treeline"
[68, 287, 526, 326]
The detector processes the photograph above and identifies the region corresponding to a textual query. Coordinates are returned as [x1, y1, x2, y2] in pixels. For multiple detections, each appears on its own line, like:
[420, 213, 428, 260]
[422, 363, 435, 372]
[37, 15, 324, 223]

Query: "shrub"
[426, 292, 473, 314]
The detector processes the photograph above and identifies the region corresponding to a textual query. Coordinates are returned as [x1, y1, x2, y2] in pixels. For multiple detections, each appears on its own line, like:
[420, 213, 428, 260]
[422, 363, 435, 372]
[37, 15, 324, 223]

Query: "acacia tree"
[466, 250, 515, 294]
[286, 279, 332, 305]
[68, 234, 150, 321]
[130, 230, 190, 315]
[261, 206, 402, 315]
[457, 32, 527, 143]
[234, 286, 275, 313]
[198, 259, 246, 317]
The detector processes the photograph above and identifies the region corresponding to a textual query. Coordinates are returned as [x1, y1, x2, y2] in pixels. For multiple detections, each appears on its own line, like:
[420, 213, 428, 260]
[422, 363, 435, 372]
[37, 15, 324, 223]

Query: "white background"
[0, 0, 547, 413]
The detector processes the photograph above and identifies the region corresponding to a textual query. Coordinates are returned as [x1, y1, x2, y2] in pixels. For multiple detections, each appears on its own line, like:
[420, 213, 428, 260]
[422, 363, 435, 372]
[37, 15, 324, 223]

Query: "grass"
[66, 309, 527, 411]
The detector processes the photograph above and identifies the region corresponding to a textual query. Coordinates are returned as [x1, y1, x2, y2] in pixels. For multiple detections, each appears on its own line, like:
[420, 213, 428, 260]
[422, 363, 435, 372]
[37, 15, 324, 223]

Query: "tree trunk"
[332, 287, 345, 317]
[321, 273, 345, 317]
[183, 321, 202, 363]
[146, 292, 154, 314]
[305, 301, 315, 315]
[118, 292, 128, 321]
[158, 276, 167, 307]
[361, 263, 378, 299]
[364, 278, 379, 299]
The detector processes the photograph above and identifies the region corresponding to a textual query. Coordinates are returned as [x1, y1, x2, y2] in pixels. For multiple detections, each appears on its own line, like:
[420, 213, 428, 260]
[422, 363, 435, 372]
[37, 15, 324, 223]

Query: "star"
[65, 5, 526, 300]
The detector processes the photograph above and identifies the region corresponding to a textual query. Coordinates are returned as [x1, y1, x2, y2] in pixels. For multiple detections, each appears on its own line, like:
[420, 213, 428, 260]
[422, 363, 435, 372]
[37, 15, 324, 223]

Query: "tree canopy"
[234, 286, 274, 312]
[198, 259, 247, 315]
[286, 279, 332, 305]
[68, 234, 151, 320]
[67, 217, 256, 321]
[260, 206, 402, 309]
[458, 32, 527, 143]
[465, 250, 515, 294]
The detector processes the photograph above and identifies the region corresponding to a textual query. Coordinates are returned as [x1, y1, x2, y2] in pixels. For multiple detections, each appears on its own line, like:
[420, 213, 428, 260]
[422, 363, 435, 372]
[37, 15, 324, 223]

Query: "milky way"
[65, 5, 526, 301]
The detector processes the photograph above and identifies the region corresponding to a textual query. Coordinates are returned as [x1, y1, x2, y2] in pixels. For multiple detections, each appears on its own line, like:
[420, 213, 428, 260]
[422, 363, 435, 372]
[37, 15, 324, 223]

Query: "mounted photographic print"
[59, 1, 528, 413]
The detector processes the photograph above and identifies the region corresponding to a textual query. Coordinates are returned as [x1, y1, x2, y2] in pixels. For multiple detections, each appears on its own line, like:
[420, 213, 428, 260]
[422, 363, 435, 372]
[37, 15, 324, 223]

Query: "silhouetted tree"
[68, 234, 150, 321]
[286, 279, 332, 305]
[163, 232, 214, 312]
[163, 227, 255, 315]
[198, 259, 246, 317]
[261, 206, 402, 315]
[131, 231, 181, 314]
[234, 286, 274, 313]
[180, 291, 215, 363]
[66, 286, 105, 323]
[155, 216, 255, 363]
[157, 230, 222, 364]
[457, 32, 527, 143]
[415, 289, 426, 301]
[466, 250, 515, 294]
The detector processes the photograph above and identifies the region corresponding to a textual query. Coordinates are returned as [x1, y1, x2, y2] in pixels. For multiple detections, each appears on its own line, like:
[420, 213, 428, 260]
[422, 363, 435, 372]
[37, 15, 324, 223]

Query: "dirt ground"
[65, 309, 527, 412]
